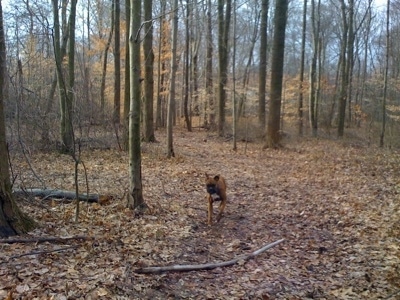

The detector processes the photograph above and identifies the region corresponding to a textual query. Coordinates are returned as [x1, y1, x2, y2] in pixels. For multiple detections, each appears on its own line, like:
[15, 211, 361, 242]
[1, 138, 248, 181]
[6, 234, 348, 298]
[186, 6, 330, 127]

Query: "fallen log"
[0, 235, 93, 244]
[134, 238, 285, 274]
[13, 188, 99, 202]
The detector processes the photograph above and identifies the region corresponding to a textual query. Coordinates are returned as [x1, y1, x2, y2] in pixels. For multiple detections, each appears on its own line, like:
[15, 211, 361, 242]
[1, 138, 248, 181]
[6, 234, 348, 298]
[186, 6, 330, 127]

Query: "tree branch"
[134, 238, 284, 274]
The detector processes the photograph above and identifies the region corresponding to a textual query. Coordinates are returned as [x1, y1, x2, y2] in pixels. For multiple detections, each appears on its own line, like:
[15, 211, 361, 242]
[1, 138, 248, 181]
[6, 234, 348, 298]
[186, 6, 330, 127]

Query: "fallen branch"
[13, 188, 99, 202]
[0, 235, 92, 244]
[10, 245, 78, 260]
[0, 245, 79, 265]
[134, 238, 284, 274]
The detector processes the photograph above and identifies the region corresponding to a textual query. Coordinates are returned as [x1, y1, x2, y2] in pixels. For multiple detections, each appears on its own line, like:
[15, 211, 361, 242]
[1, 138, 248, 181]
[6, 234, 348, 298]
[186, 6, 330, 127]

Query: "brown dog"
[205, 173, 227, 225]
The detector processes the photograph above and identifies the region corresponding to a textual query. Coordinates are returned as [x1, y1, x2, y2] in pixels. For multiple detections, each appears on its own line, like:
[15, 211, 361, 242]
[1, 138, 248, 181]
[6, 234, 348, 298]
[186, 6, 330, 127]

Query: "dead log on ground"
[13, 188, 99, 202]
[135, 238, 285, 274]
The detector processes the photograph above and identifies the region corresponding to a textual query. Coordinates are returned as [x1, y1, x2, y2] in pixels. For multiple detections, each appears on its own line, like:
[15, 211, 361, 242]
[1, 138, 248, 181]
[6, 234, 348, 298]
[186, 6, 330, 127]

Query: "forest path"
[2, 129, 400, 299]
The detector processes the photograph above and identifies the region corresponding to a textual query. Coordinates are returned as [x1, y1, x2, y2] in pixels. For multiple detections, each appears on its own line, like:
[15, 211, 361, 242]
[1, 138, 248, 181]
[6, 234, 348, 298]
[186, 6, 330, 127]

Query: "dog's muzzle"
[206, 184, 219, 195]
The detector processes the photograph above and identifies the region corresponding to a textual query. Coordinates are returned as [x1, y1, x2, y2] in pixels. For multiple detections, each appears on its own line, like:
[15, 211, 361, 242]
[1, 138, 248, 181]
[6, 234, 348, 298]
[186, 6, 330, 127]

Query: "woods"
[1, 0, 397, 150]
[0, 0, 400, 298]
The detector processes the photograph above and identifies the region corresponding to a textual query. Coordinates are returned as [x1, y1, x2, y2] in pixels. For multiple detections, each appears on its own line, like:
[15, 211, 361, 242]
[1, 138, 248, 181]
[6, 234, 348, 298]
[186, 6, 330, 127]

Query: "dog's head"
[205, 173, 220, 195]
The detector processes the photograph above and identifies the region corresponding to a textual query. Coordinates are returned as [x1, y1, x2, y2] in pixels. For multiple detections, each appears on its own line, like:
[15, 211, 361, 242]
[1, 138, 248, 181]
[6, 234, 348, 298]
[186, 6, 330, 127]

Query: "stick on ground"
[0, 235, 92, 244]
[134, 238, 285, 274]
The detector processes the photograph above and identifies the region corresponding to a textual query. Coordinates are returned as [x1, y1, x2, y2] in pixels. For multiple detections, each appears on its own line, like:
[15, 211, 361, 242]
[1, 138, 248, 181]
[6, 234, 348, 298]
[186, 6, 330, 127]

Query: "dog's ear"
[214, 175, 220, 181]
[205, 173, 209, 179]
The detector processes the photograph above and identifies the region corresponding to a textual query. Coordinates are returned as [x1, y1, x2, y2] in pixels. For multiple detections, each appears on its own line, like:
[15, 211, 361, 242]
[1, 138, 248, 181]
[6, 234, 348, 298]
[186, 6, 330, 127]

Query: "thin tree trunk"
[297, 0, 307, 136]
[167, 0, 178, 158]
[114, 0, 121, 125]
[128, 0, 145, 209]
[122, 0, 130, 150]
[143, 0, 155, 141]
[183, 1, 192, 132]
[205, 0, 214, 128]
[346, 0, 354, 127]
[156, 1, 166, 129]
[100, 2, 114, 116]
[309, 0, 320, 137]
[380, 0, 390, 147]
[258, 0, 269, 129]
[232, 0, 237, 151]
[337, 0, 348, 137]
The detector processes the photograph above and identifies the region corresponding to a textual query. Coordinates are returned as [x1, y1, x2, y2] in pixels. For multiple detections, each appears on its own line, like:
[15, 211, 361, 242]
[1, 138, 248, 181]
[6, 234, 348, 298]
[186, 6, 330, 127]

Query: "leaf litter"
[1, 128, 400, 299]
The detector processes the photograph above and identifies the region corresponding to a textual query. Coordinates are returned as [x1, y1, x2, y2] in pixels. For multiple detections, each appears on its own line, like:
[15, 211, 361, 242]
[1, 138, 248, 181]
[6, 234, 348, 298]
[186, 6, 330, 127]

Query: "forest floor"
[1, 127, 400, 299]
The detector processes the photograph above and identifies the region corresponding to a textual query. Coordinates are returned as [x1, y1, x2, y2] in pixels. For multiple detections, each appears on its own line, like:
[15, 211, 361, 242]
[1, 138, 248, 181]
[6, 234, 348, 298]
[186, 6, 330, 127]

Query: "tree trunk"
[143, 0, 156, 141]
[114, 0, 121, 125]
[53, 0, 74, 154]
[380, 0, 390, 147]
[297, 0, 307, 136]
[337, 0, 348, 137]
[232, 0, 237, 151]
[217, 0, 232, 136]
[258, 0, 269, 129]
[309, 0, 320, 137]
[346, 0, 354, 128]
[205, 0, 214, 129]
[167, 0, 178, 158]
[191, 7, 200, 122]
[265, 0, 288, 148]
[0, 0, 36, 237]
[100, 2, 114, 117]
[183, 1, 192, 132]
[128, 0, 145, 209]
[122, 0, 130, 150]
[156, 1, 167, 129]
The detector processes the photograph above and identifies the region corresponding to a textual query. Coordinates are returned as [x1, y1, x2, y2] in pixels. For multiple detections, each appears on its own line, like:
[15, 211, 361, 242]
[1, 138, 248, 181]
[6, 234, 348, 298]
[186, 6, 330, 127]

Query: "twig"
[0, 235, 92, 244]
[134, 238, 284, 274]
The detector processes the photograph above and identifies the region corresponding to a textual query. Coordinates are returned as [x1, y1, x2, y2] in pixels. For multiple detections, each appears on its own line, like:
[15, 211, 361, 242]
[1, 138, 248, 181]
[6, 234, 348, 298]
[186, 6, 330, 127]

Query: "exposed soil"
[1, 128, 399, 299]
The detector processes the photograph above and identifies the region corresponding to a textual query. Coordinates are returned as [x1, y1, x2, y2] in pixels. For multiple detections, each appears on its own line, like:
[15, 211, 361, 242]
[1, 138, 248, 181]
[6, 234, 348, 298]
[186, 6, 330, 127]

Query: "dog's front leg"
[208, 196, 213, 225]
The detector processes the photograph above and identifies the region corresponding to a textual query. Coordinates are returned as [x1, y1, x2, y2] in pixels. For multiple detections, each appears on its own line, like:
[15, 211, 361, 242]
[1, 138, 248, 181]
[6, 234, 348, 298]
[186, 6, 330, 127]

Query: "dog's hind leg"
[216, 199, 226, 222]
